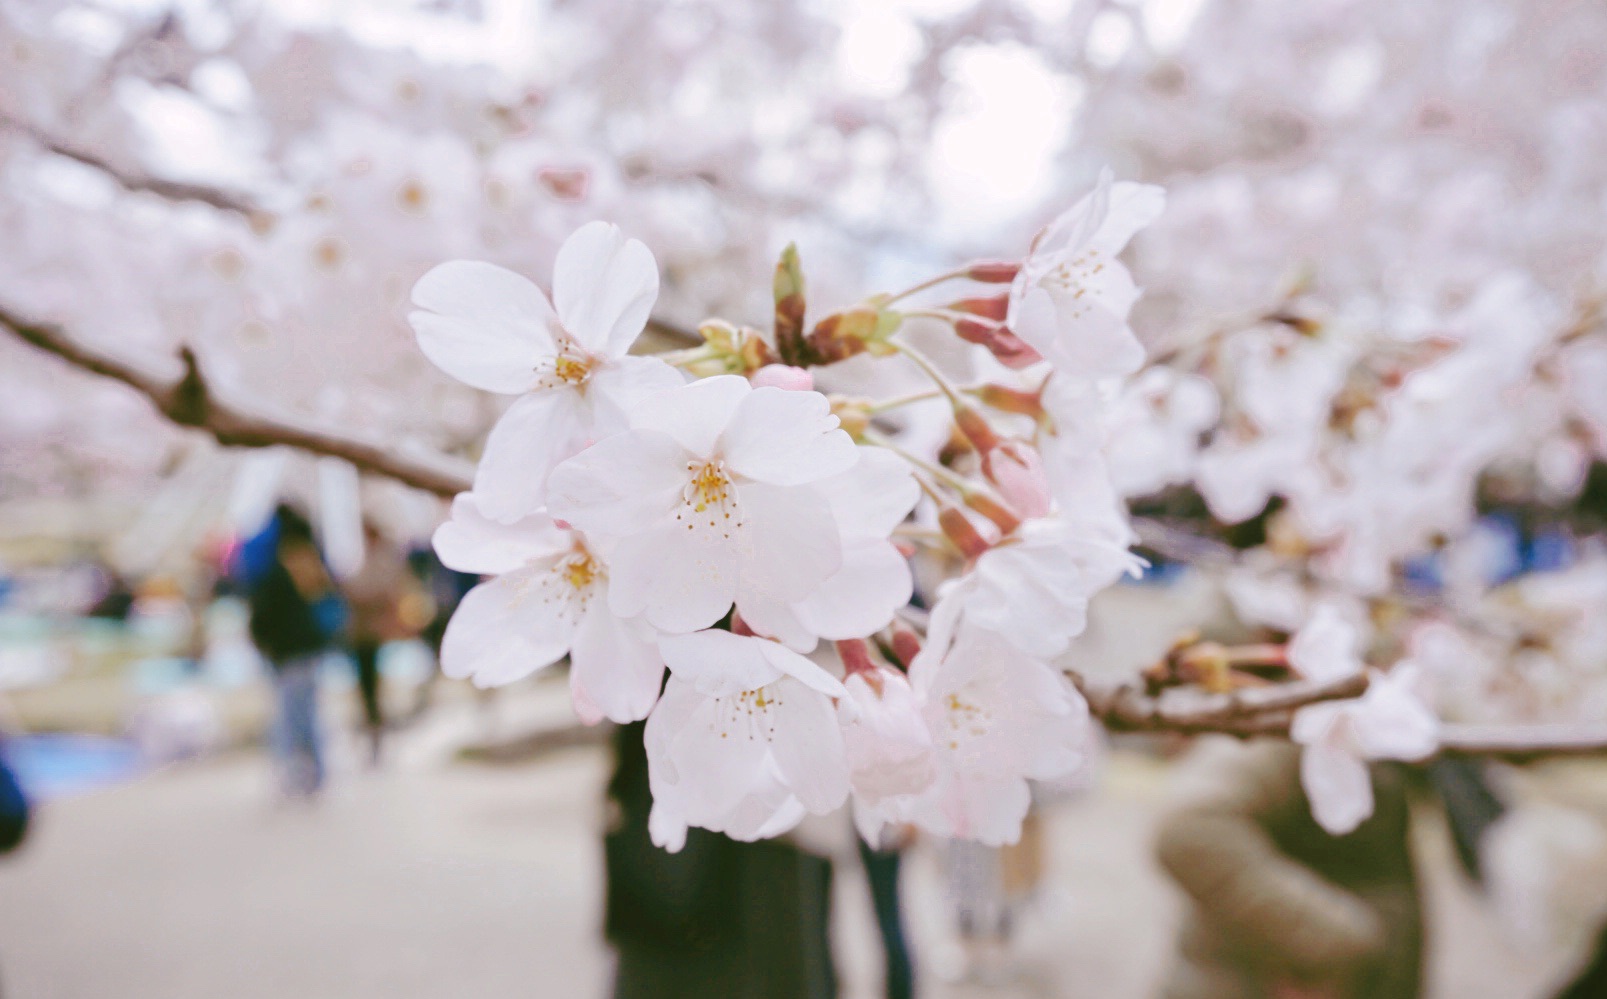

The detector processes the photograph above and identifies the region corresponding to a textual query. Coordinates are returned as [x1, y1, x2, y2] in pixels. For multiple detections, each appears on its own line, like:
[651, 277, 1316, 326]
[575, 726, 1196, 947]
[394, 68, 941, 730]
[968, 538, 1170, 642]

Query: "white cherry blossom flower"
[861, 605, 1093, 845]
[410, 222, 684, 521]
[1290, 667, 1439, 835]
[645, 630, 851, 850]
[838, 665, 937, 822]
[1287, 602, 1366, 683]
[1008, 169, 1165, 382]
[944, 517, 1144, 659]
[431, 492, 663, 724]
[547, 375, 859, 634]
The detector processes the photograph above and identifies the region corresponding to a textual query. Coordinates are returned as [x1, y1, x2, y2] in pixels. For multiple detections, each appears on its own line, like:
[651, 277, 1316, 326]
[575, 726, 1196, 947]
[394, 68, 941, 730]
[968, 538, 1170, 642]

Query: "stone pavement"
[0, 681, 1583, 998]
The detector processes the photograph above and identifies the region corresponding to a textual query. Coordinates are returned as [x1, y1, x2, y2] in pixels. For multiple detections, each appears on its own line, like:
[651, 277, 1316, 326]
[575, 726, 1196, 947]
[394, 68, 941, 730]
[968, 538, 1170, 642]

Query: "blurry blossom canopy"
[2, 0, 1605, 503]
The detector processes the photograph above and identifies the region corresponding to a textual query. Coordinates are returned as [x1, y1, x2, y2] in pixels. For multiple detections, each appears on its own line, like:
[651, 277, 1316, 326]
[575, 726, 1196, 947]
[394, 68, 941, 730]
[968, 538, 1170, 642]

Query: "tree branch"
[1438, 722, 1607, 759]
[2, 113, 258, 215]
[1071, 670, 1370, 737]
[1, 304, 474, 497]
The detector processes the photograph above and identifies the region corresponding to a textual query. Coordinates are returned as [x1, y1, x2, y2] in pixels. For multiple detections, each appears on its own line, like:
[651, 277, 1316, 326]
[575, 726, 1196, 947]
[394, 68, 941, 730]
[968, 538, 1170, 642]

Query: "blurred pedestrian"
[0, 738, 28, 855]
[1155, 738, 1422, 999]
[343, 520, 415, 766]
[248, 505, 344, 799]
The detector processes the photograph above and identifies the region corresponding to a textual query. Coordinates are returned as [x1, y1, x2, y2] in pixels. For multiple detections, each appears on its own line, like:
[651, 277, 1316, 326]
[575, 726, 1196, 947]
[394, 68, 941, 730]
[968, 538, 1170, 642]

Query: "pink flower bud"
[965, 260, 1022, 283]
[947, 294, 1010, 322]
[751, 364, 814, 391]
[984, 442, 1052, 519]
[954, 318, 1044, 369]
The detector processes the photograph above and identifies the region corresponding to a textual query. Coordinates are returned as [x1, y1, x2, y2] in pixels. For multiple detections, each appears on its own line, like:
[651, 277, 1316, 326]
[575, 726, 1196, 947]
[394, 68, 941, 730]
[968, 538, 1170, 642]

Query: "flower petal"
[431, 494, 569, 574]
[721, 387, 858, 486]
[410, 261, 556, 394]
[791, 541, 912, 641]
[569, 606, 663, 723]
[439, 569, 576, 686]
[735, 481, 843, 604]
[819, 446, 919, 540]
[473, 389, 588, 522]
[658, 629, 787, 697]
[769, 679, 851, 813]
[546, 429, 690, 538]
[1300, 739, 1375, 835]
[1089, 181, 1166, 258]
[606, 521, 740, 633]
[628, 375, 751, 456]
[552, 222, 660, 356]
[585, 355, 685, 431]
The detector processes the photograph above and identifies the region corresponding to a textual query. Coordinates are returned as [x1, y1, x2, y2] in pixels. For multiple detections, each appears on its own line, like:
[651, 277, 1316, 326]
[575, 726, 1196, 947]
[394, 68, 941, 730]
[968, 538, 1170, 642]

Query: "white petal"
[439, 570, 576, 686]
[1089, 181, 1166, 258]
[552, 222, 659, 356]
[735, 482, 843, 604]
[546, 430, 689, 538]
[585, 355, 685, 431]
[909, 770, 1032, 845]
[1351, 671, 1439, 761]
[791, 541, 912, 641]
[410, 261, 556, 394]
[721, 387, 859, 486]
[761, 640, 848, 698]
[820, 446, 920, 540]
[658, 629, 787, 697]
[647, 801, 689, 853]
[473, 390, 588, 522]
[606, 522, 739, 633]
[769, 679, 851, 813]
[569, 606, 663, 723]
[1300, 740, 1375, 835]
[1029, 169, 1113, 264]
[1289, 603, 1363, 683]
[432, 493, 567, 574]
[732, 593, 818, 653]
[628, 375, 750, 456]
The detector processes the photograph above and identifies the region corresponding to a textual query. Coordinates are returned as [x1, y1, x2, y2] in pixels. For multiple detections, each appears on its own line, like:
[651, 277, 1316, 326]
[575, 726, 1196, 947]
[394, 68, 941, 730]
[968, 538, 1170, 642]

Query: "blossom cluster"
[414, 176, 1161, 848]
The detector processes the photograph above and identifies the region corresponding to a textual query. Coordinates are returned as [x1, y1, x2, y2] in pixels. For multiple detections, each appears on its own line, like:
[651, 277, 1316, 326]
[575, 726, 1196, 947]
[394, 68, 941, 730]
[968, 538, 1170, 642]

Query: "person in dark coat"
[604, 721, 837, 999]
[248, 506, 343, 798]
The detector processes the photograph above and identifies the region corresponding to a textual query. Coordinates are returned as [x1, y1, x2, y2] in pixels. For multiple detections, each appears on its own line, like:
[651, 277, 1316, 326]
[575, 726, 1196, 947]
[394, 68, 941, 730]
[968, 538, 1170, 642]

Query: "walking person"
[248, 506, 344, 799]
[343, 520, 414, 767]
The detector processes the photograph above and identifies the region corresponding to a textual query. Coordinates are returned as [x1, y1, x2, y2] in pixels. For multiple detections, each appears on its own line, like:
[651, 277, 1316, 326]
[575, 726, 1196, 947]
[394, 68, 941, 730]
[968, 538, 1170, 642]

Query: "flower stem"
[891, 339, 965, 409]
[882, 269, 971, 306]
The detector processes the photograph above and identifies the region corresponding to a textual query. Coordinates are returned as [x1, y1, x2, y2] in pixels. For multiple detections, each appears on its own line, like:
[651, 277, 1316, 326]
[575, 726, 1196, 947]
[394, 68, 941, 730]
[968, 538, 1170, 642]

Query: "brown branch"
[1071, 670, 1370, 737]
[2, 113, 258, 215]
[2, 304, 474, 498]
[1074, 666, 1607, 757]
[1438, 723, 1607, 759]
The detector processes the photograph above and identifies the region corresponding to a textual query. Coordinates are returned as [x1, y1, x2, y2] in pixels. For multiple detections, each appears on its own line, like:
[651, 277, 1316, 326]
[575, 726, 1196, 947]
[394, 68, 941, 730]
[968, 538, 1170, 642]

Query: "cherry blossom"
[431, 492, 663, 724]
[943, 517, 1143, 660]
[1290, 668, 1440, 835]
[645, 630, 851, 850]
[838, 664, 937, 827]
[1008, 170, 1165, 383]
[1287, 602, 1366, 683]
[545, 375, 859, 634]
[857, 601, 1095, 846]
[409, 222, 683, 521]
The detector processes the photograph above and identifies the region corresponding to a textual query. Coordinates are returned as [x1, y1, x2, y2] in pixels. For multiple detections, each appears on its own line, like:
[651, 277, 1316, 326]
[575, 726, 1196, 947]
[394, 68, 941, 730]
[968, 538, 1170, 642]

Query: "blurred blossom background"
[2, 0, 1607, 997]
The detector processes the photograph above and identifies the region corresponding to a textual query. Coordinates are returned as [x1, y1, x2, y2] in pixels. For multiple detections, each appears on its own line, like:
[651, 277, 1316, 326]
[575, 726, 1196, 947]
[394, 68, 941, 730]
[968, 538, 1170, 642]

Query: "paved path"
[0, 685, 1582, 998]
